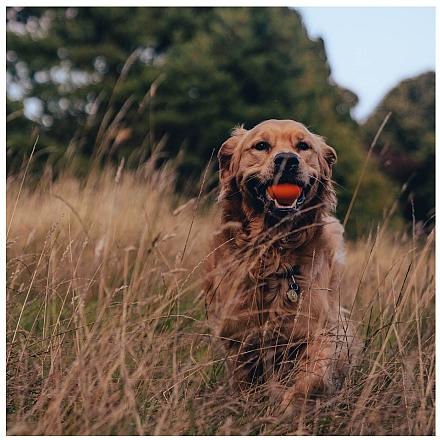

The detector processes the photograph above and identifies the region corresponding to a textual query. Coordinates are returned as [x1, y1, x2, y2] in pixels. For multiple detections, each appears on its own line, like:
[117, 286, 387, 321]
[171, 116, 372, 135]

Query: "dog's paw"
[279, 387, 310, 417]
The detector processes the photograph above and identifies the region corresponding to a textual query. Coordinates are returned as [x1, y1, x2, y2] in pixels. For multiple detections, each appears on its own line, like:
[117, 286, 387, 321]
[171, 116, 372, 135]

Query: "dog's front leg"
[280, 340, 336, 413]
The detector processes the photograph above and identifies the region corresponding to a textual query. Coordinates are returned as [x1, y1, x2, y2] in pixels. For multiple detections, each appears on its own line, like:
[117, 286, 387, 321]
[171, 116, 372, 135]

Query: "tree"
[7, 7, 398, 235]
[362, 71, 435, 229]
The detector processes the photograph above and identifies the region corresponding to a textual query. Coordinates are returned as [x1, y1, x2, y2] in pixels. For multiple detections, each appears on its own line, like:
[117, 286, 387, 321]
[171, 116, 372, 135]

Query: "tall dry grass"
[6, 159, 434, 435]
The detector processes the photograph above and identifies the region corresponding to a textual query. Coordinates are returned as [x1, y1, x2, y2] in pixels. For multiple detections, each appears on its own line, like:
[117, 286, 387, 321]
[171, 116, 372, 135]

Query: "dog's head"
[218, 119, 337, 225]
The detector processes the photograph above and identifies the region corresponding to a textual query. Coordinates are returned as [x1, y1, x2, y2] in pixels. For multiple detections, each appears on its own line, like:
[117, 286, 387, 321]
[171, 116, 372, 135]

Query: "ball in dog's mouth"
[266, 183, 306, 210]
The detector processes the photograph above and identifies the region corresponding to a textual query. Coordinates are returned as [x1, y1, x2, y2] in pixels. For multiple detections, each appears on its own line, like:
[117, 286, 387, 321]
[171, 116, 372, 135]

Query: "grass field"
[6, 160, 435, 435]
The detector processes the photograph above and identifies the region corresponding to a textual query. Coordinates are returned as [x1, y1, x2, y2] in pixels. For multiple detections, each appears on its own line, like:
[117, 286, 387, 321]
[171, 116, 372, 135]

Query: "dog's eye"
[254, 141, 271, 151]
[296, 141, 310, 151]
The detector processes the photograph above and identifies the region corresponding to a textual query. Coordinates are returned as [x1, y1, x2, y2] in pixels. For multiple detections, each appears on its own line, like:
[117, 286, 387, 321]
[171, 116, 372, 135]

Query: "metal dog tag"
[286, 274, 301, 303]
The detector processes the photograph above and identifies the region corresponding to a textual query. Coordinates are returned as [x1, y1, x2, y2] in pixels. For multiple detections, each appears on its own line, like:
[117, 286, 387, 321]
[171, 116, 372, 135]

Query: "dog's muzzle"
[246, 177, 309, 214]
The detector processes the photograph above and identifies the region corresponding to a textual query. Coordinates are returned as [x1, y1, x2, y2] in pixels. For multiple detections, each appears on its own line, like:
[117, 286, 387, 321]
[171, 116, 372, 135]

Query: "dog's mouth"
[266, 183, 307, 211]
[246, 178, 309, 213]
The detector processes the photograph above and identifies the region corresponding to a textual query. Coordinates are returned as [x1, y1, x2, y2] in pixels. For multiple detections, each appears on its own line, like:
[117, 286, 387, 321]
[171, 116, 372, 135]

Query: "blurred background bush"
[6, 7, 435, 236]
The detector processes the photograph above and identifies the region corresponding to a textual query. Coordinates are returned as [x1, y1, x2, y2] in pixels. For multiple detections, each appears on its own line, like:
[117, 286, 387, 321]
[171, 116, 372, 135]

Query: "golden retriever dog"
[205, 119, 353, 411]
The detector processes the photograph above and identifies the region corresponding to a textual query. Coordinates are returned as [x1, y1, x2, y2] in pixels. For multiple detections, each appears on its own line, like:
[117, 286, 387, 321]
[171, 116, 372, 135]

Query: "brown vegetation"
[6, 159, 434, 435]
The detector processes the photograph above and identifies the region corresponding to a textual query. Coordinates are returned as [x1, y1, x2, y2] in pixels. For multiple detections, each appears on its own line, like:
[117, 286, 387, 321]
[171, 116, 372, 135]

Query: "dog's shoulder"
[321, 215, 345, 266]
[322, 215, 344, 238]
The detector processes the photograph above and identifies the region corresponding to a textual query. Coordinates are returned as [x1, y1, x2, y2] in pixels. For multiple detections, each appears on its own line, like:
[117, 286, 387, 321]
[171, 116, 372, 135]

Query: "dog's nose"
[273, 152, 299, 173]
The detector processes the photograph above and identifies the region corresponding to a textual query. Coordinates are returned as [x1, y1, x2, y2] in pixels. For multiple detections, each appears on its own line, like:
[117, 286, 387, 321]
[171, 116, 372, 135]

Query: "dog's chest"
[256, 248, 320, 307]
[263, 265, 303, 306]
[254, 249, 331, 329]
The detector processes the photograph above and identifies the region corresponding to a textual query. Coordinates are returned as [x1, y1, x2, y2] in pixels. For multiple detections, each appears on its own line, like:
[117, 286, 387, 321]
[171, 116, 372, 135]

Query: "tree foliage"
[362, 71, 435, 228]
[7, 7, 399, 235]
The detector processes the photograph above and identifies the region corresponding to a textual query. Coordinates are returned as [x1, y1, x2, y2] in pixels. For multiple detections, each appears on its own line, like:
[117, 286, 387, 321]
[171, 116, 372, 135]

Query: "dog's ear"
[218, 126, 247, 182]
[322, 142, 337, 167]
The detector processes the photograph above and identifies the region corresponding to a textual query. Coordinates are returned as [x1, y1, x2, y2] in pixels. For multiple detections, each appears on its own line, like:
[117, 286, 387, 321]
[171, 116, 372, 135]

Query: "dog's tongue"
[267, 184, 302, 206]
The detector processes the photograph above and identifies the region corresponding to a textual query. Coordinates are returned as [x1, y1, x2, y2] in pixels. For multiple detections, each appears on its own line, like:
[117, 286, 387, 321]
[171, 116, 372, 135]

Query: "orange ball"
[267, 184, 302, 205]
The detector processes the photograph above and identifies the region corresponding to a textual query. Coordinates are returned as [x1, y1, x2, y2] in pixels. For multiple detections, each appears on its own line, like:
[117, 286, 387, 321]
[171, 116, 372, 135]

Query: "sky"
[298, 7, 436, 121]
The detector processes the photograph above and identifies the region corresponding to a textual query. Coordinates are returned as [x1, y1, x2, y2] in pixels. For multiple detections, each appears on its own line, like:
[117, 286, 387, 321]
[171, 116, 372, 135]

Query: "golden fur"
[205, 119, 353, 410]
